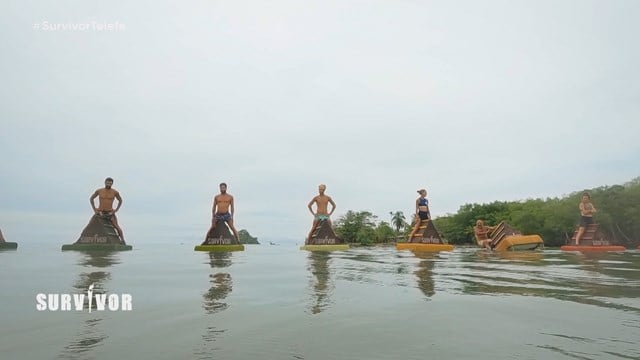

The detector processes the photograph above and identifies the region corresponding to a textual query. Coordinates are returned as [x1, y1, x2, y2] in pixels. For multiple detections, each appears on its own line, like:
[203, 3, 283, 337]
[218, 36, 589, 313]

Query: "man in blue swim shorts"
[207, 182, 240, 241]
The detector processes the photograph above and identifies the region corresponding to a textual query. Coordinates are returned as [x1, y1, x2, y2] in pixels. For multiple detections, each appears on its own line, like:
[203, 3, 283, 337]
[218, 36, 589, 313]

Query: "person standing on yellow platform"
[307, 184, 336, 241]
[408, 189, 430, 238]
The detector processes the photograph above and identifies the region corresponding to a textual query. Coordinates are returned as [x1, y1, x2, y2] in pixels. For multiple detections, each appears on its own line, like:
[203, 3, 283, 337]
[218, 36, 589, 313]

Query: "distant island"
[238, 229, 259, 244]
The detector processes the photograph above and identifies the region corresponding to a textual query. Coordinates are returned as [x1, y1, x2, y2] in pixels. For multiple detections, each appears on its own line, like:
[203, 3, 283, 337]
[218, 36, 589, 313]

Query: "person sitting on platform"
[307, 184, 336, 241]
[207, 183, 240, 241]
[575, 192, 597, 245]
[408, 189, 431, 239]
[90, 177, 125, 243]
[473, 219, 495, 250]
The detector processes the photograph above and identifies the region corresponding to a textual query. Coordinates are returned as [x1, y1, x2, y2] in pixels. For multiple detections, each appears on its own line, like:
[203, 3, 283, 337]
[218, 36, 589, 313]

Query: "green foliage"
[335, 210, 392, 245]
[390, 211, 407, 233]
[334, 210, 376, 244]
[238, 229, 259, 244]
[374, 221, 395, 243]
[434, 177, 640, 247]
[332, 177, 640, 247]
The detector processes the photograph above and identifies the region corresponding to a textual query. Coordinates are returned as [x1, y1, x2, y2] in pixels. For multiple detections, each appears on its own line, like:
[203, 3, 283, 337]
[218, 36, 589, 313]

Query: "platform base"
[493, 235, 544, 251]
[396, 243, 454, 252]
[560, 245, 626, 252]
[300, 244, 350, 251]
[194, 244, 245, 252]
[0, 242, 18, 250]
[62, 244, 132, 251]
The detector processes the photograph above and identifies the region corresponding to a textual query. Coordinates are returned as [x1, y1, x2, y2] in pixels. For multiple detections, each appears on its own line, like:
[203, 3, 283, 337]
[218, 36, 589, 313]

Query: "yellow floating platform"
[194, 244, 245, 252]
[492, 235, 544, 251]
[300, 244, 350, 251]
[396, 243, 454, 252]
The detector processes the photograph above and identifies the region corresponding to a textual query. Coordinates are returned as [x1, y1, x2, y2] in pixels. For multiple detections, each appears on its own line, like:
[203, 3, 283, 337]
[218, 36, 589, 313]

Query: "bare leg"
[111, 214, 125, 243]
[307, 219, 319, 242]
[408, 216, 420, 239]
[227, 219, 240, 241]
[575, 226, 585, 245]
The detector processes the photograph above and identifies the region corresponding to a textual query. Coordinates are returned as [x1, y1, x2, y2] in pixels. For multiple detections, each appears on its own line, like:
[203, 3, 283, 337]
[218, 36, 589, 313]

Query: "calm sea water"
[1, 241, 639, 360]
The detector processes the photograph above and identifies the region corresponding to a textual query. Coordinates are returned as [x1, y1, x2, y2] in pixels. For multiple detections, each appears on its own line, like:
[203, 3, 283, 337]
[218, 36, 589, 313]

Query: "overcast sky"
[1, 1, 638, 244]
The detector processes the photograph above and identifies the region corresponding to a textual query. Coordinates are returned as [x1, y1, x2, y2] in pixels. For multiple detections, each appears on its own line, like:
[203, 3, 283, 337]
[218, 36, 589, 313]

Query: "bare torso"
[580, 202, 595, 217]
[312, 195, 332, 214]
[215, 194, 233, 214]
[474, 225, 491, 241]
[95, 188, 119, 211]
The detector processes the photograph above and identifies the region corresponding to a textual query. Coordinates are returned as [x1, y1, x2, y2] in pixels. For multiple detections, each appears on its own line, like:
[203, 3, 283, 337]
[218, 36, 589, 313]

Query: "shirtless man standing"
[90, 177, 124, 243]
[208, 183, 240, 241]
[307, 184, 336, 241]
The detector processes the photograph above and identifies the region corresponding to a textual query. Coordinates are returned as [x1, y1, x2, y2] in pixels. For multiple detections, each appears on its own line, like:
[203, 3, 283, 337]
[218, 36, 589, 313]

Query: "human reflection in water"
[411, 251, 436, 298]
[306, 251, 334, 314]
[194, 252, 233, 359]
[203, 252, 233, 314]
[58, 251, 121, 359]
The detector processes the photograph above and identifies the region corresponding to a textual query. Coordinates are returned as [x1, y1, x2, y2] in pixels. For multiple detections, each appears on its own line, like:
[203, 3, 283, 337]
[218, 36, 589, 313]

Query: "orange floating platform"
[561, 223, 626, 252]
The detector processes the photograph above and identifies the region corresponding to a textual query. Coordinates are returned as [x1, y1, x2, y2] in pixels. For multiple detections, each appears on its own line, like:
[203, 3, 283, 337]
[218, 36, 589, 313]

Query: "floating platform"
[301, 218, 348, 251]
[62, 243, 132, 251]
[397, 219, 454, 252]
[62, 214, 131, 251]
[195, 221, 244, 252]
[561, 223, 625, 252]
[195, 244, 245, 252]
[483, 221, 544, 251]
[0, 242, 18, 250]
[492, 235, 544, 251]
[560, 245, 626, 252]
[396, 243, 454, 252]
[300, 244, 350, 251]
[0, 229, 17, 249]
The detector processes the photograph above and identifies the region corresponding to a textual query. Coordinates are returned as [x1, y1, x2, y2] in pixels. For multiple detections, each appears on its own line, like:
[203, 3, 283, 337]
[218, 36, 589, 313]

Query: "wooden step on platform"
[407, 220, 446, 244]
[567, 223, 616, 246]
[398, 220, 454, 252]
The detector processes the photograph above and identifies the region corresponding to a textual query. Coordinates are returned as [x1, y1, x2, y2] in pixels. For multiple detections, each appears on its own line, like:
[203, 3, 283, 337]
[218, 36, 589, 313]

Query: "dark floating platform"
[300, 218, 349, 251]
[0, 229, 18, 250]
[0, 242, 18, 250]
[62, 214, 132, 251]
[195, 221, 244, 252]
[62, 243, 132, 251]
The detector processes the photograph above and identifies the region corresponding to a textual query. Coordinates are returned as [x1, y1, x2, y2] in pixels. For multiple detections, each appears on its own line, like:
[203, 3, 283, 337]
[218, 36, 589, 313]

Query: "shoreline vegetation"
[331, 177, 640, 248]
[238, 229, 259, 244]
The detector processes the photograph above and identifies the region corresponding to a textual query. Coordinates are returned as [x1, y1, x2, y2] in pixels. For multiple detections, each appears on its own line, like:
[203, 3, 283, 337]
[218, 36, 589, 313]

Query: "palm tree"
[390, 211, 406, 234]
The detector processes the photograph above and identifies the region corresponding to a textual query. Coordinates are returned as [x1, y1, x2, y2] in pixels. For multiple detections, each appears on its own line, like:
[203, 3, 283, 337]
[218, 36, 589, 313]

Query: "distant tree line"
[238, 229, 259, 244]
[332, 177, 640, 247]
